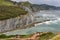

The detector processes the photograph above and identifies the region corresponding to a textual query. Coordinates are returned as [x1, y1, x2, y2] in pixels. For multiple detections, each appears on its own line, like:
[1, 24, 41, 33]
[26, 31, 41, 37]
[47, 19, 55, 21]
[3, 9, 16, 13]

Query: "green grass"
[20, 34, 33, 38]
[0, 32, 56, 40]
[0, 6, 27, 20]
[0, 0, 27, 20]
[0, 34, 31, 39]
[38, 32, 55, 40]
[18, 1, 31, 7]
[51, 35, 60, 40]
[0, 0, 13, 6]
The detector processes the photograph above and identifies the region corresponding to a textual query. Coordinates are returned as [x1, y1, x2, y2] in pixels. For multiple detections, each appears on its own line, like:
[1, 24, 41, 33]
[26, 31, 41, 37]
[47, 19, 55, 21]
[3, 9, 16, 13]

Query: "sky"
[12, 0, 60, 7]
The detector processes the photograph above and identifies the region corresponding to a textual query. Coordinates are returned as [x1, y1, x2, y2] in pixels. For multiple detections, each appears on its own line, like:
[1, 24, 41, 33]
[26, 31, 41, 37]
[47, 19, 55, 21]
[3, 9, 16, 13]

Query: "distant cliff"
[16, 2, 60, 12]
[31, 4, 60, 11]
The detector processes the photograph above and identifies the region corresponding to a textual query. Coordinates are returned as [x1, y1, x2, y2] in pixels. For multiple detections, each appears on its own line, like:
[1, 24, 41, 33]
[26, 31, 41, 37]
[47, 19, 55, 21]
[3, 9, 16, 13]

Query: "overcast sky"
[12, 0, 60, 7]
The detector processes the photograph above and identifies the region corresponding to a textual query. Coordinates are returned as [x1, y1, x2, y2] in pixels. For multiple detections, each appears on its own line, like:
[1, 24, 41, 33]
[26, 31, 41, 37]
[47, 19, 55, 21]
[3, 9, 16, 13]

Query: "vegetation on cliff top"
[0, 0, 13, 6]
[18, 1, 31, 7]
[0, 0, 27, 20]
[0, 6, 27, 20]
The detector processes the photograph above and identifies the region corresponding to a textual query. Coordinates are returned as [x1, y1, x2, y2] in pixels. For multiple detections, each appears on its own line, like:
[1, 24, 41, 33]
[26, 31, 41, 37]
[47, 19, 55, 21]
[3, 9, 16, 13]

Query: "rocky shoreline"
[1, 19, 50, 33]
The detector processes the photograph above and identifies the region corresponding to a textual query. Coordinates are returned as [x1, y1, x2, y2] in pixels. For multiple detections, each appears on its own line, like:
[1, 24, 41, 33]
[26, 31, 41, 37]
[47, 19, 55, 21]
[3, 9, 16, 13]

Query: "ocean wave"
[35, 23, 43, 26]
[35, 17, 60, 26]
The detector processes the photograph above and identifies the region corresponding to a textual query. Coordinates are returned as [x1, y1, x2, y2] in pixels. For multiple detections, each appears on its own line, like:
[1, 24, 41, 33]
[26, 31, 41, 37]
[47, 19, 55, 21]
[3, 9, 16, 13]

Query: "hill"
[0, 32, 56, 40]
[18, 1, 31, 7]
[38, 32, 55, 40]
[0, 0, 13, 6]
[50, 34, 60, 40]
[31, 4, 60, 11]
[0, 0, 27, 20]
[17, 2, 60, 12]
[0, 0, 60, 20]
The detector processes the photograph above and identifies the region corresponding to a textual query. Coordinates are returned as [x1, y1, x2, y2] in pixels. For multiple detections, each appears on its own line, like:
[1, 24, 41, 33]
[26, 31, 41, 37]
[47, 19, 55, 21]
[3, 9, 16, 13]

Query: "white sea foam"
[42, 18, 60, 25]
[35, 23, 43, 26]
[43, 21, 53, 25]
[57, 18, 60, 20]
[35, 17, 60, 26]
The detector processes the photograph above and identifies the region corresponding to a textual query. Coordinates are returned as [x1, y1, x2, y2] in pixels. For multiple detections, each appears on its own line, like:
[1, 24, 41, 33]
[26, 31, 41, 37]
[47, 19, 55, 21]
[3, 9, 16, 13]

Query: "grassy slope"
[0, 6, 27, 20]
[51, 35, 60, 40]
[0, 0, 13, 6]
[0, 0, 27, 20]
[0, 32, 56, 40]
[38, 32, 55, 40]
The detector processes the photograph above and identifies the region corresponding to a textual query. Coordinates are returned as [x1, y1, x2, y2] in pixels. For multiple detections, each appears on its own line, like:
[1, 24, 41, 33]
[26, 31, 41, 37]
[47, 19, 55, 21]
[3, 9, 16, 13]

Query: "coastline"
[1, 20, 50, 34]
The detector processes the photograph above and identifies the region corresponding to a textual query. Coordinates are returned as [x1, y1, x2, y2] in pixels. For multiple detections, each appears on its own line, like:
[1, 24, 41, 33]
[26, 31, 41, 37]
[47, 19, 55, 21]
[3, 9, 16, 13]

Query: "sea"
[4, 10, 60, 35]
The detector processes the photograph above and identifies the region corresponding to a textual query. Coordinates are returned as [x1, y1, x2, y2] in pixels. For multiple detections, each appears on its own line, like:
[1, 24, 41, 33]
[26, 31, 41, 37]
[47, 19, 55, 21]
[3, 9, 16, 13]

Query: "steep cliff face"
[0, 0, 33, 33]
[0, 5, 35, 33]
[0, 14, 33, 33]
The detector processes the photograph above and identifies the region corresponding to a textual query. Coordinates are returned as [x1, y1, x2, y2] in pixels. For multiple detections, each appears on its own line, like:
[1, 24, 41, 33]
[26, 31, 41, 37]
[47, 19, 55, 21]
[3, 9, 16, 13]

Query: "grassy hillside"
[0, 6, 27, 20]
[0, 0, 27, 20]
[38, 32, 55, 40]
[0, 32, 56, 40]
[0, 0, 13, 6]
[51, 35, 60, 40]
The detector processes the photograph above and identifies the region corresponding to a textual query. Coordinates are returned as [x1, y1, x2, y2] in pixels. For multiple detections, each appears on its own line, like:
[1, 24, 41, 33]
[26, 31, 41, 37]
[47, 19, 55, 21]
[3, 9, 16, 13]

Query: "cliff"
[17, 2, 60, 12]
[0, 0, 39, 33]
[31, 4, 60, 11]
[0, 0, 59, 33]
[0, 14, 34, 33]
[0, 6, 34, 33]
[0, 0, 33, 33]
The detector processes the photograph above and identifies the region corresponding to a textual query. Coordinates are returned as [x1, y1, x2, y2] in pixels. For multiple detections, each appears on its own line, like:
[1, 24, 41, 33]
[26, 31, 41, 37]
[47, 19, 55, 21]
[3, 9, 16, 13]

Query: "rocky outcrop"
[0, 0, 36, 33]
[0, 14, 34, 33]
